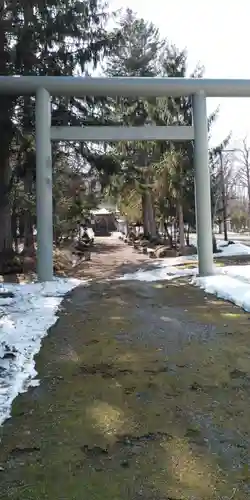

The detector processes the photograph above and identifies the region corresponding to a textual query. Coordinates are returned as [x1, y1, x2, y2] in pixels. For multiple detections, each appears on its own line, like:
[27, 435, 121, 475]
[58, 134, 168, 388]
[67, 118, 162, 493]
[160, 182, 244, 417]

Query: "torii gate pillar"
[35, 87, 53, 282]
[193, 91, 214, 276]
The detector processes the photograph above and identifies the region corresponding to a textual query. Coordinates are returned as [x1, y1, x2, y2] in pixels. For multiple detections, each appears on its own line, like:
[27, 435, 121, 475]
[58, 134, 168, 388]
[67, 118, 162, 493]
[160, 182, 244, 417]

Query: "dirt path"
[1, 238, 250, 499]
[70, 234, 148, 280]
[69, 235, 250, 281]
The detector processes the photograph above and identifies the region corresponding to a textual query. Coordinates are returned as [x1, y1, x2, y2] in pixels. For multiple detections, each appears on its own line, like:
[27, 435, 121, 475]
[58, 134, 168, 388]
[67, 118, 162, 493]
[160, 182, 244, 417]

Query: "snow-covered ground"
[195, 274, 250, 312]
[189, 233, 250, 251]
[215, 231, 250, 244]
[0, 278, 82, 426]
[120, 240, 250, 313]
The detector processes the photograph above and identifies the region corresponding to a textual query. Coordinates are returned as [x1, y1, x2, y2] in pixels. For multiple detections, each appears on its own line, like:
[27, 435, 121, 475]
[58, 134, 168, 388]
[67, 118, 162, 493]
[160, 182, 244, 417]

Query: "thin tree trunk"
[142, 191, 157, 240]
[212, 195, 219, 230]
[23, 167, 35, 255]
[0, 203, 13, 254]
[185, 223, 190, 246]
[12, 206, 18, 253]
[23, 214, 34, 254]
[212, 234, 217, 252]
[0, 162, 13, 258]
[142, 192, 150, 238]
[246, 163, 250, 226]
[173, 221, 177, 247]
[159, 217, 165, 235]
[166, 227, 173, 247]
[170, 223, 173, 243]
[178, 200, 185, 250]
[19, 214, 25, 241]
[146, 191, 157, 239]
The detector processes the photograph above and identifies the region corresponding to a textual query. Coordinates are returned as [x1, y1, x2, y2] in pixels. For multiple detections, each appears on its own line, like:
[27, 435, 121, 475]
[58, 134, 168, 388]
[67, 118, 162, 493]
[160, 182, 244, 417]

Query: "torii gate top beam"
[1, 76, 250, 97]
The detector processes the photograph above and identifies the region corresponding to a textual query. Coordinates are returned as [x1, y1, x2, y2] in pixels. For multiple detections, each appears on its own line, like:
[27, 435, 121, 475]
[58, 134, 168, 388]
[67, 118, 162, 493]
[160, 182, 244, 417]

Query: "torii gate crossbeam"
[2, 76, 248, 281]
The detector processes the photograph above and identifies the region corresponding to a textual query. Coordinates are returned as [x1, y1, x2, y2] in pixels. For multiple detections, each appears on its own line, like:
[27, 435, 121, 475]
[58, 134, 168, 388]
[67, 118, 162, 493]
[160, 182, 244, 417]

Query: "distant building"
[90, 206, 119, 235]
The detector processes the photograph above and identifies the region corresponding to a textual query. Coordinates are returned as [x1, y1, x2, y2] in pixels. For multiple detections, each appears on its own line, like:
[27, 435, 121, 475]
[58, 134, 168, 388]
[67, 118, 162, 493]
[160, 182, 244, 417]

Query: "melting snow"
[0, 278, 82, 425]
[194, 274, 250, 312]
[120, 240, 250, 313]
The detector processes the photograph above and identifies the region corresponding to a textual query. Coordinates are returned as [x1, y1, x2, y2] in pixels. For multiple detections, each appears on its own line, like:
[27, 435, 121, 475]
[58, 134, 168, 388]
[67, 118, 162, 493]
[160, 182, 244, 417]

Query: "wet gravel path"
[0, 278, 250, 499]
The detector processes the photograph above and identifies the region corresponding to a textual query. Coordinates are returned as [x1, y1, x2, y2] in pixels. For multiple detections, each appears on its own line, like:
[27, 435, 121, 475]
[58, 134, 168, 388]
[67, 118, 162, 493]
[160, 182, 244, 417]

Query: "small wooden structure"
[90, 207, 117, 236]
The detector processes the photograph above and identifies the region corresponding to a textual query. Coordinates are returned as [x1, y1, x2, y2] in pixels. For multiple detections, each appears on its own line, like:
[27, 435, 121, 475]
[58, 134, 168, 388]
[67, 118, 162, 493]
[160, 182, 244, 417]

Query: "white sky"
[110, 0, 250, 148]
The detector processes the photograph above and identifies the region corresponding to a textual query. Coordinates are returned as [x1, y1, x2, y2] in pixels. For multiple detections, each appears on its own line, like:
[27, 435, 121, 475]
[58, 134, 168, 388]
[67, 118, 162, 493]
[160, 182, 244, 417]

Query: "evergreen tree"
[106, 9, 164, 238]
[0, 0, 118, 261]
[106, 10, 230, 248]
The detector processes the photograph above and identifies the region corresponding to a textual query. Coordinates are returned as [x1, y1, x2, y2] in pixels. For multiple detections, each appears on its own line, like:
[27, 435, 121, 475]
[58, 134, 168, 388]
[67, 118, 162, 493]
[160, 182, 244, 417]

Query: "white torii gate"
[1, 76, 248, 281]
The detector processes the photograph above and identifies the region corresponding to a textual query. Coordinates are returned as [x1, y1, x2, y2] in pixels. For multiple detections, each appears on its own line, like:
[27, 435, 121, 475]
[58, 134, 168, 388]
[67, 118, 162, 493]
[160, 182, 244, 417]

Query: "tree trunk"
[212, 234, 217, 253]
[211, 195, 219, 230]
[23, 214, 34, 254]
[142, 192, 150, 238]
[19, 214, 25, 240]
[23, 168, 35, 255]
[173, 221, 177, 247]
[185, 223, 190, 246]
[12, 206, 18, 253]
[246, 163, 250, 226]
[147, 191, 157, 239]
[0, 203, 13, 255]
[159, 217, 165, 235]
[142, 191, 157, 240]
[166, 226, 173, 247]
[178, 200, 185, 250]
[0, 162, 13, 258]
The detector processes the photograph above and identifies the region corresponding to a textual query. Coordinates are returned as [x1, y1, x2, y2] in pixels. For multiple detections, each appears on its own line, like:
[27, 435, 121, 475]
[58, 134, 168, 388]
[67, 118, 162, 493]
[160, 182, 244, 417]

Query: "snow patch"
[120, 265, 197, 282]
[120, 240, 250, 283]
[217, 242, 250, 256]
[194, 274, 250, 312]
[119, 239, 250, 313]
[0, 277, 83, 426]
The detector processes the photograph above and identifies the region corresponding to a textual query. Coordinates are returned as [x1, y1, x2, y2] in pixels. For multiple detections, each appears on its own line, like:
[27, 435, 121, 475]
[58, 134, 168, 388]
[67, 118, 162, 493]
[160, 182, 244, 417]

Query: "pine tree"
[106, 11, 229, 248]
[106, 9, 164, 238]
[0, 0, 118, 261]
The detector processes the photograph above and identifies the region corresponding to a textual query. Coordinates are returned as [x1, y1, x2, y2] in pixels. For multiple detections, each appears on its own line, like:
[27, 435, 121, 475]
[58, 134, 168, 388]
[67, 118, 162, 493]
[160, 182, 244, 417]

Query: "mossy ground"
[1, 279, 250, 499]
